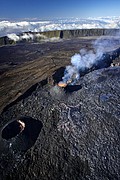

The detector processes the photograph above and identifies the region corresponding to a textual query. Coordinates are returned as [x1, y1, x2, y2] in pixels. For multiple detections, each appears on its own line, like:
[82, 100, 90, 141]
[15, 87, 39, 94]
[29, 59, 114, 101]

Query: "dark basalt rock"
[0, 34, 120, 180]
[0, 66, 120, 180]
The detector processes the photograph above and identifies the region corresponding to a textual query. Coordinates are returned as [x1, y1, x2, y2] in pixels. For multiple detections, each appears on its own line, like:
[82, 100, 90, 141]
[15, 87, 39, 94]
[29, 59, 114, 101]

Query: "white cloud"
[7, 32, 47, 41]
[0, 17, 120, 37]
[7, 33, 20, 41]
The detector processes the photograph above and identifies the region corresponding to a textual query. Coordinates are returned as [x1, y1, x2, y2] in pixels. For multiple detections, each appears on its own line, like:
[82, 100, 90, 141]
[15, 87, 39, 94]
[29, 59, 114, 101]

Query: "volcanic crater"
[0, 32, 120, 180]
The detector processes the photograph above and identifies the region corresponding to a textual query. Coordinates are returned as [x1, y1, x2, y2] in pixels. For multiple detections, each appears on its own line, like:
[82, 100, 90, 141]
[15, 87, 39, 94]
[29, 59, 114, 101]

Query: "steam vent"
[0, 30, 120, 180]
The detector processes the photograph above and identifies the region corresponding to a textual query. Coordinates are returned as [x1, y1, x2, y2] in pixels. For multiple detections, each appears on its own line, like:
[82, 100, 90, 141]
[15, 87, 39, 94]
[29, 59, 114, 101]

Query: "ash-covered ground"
[0, 37, 120, 180]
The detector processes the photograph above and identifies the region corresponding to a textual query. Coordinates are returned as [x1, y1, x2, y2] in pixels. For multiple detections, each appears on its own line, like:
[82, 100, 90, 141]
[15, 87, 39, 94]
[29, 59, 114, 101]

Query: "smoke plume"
[60, 36, 120, 85]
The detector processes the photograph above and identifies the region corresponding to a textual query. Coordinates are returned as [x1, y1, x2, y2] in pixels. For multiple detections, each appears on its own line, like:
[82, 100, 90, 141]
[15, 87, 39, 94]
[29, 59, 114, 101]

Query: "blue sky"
[0, 0, 120, 20]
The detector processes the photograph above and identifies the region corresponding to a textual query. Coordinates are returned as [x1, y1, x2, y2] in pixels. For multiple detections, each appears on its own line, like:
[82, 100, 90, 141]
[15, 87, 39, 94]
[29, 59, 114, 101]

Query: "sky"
[0, 0, 120, 20]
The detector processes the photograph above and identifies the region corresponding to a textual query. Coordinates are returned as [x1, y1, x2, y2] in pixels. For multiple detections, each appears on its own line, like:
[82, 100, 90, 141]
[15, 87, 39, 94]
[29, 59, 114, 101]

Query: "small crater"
[64, 85, 82, 93]
[1, 116, 43, 152]
[2, 120, 25, 140]
[52, 67, 65, 84]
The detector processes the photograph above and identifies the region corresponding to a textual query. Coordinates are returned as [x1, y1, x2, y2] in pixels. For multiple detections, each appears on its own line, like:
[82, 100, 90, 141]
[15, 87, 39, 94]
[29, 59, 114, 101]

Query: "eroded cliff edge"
[0, 28, 120, 46]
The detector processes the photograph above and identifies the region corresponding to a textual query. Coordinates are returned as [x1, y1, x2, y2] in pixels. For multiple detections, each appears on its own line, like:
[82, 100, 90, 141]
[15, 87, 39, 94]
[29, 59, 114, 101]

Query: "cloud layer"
[0, 16, 120, 37]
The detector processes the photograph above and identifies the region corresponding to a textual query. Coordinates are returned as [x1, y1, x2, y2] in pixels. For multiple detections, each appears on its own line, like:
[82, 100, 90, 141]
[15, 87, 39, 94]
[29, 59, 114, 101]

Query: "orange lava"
[58, 82, 67, 88]
[17, 120, 25, 131]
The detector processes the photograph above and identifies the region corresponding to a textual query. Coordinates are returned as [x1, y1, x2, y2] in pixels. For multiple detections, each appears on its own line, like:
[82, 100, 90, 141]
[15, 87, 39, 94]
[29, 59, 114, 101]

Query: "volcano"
[0, 34, 120, 180]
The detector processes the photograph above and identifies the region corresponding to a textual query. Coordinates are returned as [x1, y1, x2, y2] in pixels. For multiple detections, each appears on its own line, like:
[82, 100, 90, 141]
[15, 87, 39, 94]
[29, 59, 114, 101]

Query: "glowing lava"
[58, 79, 72, 88]
[58, 82, 67, 88]
[17, 120, 25, 132]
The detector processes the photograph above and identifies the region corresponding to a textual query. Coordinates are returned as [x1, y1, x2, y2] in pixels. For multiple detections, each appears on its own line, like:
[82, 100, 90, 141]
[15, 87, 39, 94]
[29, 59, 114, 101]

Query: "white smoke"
[62, 49, 102, 84]
[61, 36, 120, 84]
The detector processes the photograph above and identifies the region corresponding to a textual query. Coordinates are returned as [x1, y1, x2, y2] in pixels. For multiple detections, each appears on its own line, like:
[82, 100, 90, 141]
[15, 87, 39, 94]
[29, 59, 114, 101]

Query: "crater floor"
[0, 37, 120, 180]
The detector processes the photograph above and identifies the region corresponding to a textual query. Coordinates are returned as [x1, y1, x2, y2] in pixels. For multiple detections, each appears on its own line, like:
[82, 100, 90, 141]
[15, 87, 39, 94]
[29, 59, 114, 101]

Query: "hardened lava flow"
[0, 38, 120, 180]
